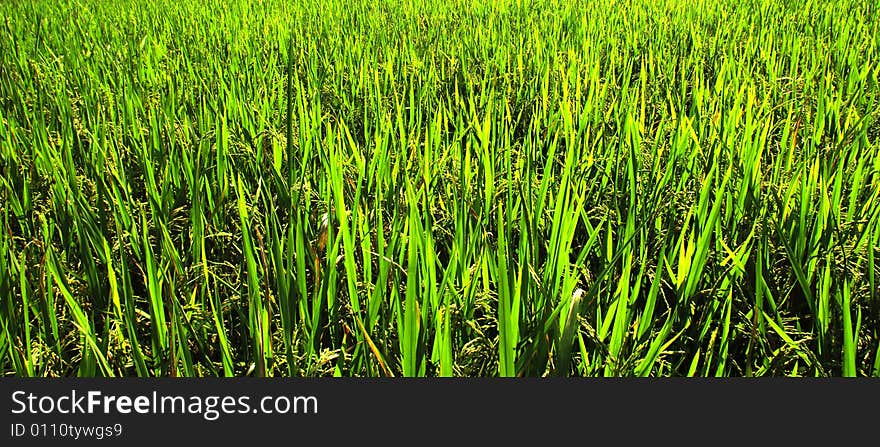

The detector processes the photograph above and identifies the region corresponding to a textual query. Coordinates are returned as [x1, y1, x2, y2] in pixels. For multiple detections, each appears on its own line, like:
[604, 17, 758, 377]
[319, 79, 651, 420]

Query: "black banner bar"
[2, 379, 877, 445]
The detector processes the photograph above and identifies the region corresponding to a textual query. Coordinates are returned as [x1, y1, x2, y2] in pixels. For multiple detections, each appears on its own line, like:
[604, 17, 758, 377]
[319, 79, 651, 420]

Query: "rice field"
[1, 0, 879, 377]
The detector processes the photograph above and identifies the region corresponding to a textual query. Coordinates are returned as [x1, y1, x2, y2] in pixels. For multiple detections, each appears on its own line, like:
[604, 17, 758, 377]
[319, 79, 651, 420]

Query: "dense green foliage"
[1, 0, 879, 377]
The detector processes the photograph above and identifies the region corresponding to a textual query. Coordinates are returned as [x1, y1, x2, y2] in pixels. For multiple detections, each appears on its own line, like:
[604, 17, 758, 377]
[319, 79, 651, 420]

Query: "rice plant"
[1, 0, 878, 377]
